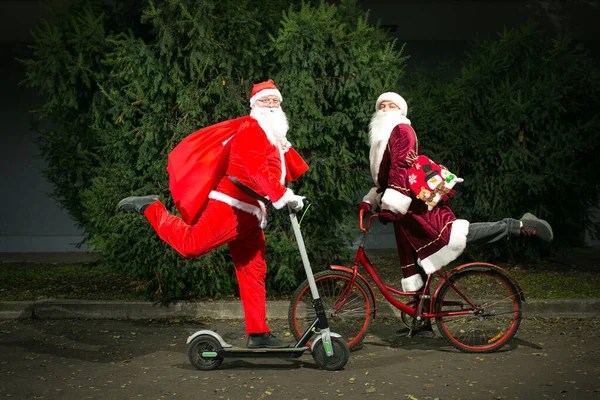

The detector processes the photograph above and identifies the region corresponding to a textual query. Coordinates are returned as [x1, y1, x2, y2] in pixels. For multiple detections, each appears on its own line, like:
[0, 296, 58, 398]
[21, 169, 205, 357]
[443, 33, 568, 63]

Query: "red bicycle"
[288, 210, 525, 353]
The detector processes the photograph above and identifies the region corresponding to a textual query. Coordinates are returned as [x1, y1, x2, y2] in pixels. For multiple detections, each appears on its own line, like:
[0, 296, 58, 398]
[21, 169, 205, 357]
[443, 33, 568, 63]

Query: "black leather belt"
[227, 175, 272, 207]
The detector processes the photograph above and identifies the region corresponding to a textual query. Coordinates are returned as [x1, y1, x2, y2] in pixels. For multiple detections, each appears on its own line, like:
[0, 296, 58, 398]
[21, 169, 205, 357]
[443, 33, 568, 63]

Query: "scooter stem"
[288, 207, 320, 301]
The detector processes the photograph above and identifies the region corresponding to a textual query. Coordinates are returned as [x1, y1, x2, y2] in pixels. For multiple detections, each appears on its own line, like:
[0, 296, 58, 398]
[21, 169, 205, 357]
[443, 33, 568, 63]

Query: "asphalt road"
[0, 317, 598, 400]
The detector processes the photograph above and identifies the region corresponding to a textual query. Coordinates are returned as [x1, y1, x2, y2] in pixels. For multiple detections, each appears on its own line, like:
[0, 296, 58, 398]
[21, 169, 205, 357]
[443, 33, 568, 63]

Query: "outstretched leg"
[142, 200, 239, 258]
[118, 195, 160, 213]
[466, 213, 553, 245]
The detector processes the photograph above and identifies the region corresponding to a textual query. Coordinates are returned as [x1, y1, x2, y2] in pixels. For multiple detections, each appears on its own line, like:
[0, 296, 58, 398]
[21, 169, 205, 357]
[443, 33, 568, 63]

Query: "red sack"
[167, 116, 251, 224]
[283, 147, 309, 183]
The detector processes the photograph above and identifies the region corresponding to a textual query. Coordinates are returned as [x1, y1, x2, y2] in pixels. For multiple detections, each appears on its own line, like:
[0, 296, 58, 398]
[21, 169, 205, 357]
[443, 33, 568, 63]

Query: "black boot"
[117, 195, 160, 214]
[247, 332, 289, 349]
[413, 320, 436, 338]
[396, 296, 435, 338]
[519, 212, 553, 244]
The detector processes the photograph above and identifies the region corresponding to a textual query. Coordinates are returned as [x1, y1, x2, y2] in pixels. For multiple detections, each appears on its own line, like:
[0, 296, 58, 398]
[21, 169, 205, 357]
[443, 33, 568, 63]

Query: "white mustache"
[250, 106, 289, 141]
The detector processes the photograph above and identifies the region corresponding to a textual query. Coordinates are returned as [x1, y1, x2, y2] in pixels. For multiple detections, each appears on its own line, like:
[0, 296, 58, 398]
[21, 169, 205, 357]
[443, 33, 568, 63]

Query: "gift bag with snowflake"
[406, 153, 464, 211]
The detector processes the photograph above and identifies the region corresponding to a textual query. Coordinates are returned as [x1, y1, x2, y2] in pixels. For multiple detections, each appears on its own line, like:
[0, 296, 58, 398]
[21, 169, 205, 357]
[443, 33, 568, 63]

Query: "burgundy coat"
[363, 123, 470, 275]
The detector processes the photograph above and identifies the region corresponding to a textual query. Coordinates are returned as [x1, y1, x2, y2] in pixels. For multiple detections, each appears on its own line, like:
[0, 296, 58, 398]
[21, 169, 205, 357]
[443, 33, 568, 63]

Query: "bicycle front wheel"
[288, 270, 374, 349]
[434, 265, 522, 353]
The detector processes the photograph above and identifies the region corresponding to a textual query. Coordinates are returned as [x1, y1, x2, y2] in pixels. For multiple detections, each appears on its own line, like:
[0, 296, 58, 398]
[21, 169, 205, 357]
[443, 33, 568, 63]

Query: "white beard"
[368, 110, 411, 147]
[250, 106, 290, 146]
[368, 110, 412, 185]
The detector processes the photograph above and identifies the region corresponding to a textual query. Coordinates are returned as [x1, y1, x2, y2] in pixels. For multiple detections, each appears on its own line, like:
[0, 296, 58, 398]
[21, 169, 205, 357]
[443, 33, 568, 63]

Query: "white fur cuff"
[273, 188, 293, 209]
[381, 188, 412, 214]
[362, 187, 379, 206]
[402, 274, 424, 292]
[419, 219, 470, 274]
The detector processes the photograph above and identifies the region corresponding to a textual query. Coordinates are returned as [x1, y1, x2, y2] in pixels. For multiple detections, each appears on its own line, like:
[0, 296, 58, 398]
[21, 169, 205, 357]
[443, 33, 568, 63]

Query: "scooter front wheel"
[312, 336, 350, 371]
[187, 335, 224, 371]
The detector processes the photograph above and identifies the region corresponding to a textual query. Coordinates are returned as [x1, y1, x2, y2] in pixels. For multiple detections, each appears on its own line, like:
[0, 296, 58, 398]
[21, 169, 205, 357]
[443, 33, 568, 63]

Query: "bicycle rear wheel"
[288, 270, 375, 349]
[434, 265, 522, 353]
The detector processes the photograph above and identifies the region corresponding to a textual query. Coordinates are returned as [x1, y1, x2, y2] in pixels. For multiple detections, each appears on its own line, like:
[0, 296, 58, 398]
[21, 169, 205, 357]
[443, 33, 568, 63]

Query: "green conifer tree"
[407, 23, 600, 249]
[23, 0, 407, 300]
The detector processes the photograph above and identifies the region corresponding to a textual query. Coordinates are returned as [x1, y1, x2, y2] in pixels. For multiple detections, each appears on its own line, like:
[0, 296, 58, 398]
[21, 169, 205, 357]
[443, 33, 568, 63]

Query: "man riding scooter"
[118, 79, 308, 349]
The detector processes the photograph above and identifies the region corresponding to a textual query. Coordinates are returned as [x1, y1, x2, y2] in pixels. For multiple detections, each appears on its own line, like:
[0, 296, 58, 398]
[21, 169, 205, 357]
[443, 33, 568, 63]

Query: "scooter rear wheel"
[187, 335, 224, 371]
[311, 336, 350, 371]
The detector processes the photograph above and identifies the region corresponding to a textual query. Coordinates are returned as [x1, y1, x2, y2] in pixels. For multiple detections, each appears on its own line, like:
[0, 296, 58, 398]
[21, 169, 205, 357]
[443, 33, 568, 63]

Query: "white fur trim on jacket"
[402, 274, 424, 292]
[278, 145, 286, 184]
[249, 89, 283, 107]
[381, 188, 412, 215]
[272, 188, 294, 210]
[369, 140, 388, 185]
[209, 191, 268, 229]
[418, 219, 470, 274]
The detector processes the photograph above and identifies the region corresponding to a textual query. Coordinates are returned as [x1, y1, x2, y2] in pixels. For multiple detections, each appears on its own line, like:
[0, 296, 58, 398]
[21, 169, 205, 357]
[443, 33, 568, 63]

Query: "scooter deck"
[224, 346, 309, 353]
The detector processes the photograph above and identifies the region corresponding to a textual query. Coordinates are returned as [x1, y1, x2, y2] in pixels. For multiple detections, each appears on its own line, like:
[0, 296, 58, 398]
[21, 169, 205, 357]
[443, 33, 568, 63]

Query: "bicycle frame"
[330, 210, 492, 321]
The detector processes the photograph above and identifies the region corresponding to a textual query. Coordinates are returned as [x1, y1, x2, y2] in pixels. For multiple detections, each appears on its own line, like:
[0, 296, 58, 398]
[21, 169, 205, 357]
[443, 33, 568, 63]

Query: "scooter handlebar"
[287, 197, 307, 213]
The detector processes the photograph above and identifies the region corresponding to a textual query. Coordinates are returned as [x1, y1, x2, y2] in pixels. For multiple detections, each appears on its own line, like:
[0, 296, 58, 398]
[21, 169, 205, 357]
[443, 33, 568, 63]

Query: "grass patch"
[0, 263, 146, 301]
[366, 253, 600, 300]
[1, 245, 599, 301]
[505, 268, 600, 299]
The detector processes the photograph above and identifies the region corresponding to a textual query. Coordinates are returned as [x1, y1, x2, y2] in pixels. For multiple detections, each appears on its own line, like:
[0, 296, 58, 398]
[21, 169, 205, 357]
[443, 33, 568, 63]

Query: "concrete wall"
[0, 1, 88, 253]
[0, 43, 88, 253]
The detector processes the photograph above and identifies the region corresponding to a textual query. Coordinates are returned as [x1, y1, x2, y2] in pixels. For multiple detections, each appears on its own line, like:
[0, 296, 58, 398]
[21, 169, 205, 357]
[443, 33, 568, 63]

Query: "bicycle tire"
[288, 270, 375, 349]
[434, 264, 522, 353]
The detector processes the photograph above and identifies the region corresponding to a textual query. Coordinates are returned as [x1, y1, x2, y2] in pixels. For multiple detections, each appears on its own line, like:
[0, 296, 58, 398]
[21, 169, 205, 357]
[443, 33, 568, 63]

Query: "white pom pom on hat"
[375, 92, 408, 116]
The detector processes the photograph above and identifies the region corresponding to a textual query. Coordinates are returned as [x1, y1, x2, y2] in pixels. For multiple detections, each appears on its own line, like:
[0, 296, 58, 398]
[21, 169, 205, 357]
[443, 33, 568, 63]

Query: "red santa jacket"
[209, 118, 308, 228]
[168, 116, 308, 227]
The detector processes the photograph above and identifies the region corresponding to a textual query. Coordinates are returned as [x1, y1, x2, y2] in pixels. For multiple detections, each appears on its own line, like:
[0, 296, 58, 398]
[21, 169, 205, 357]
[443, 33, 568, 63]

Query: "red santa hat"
[250, 79, 283, 107]
[375, 92, 408, 116]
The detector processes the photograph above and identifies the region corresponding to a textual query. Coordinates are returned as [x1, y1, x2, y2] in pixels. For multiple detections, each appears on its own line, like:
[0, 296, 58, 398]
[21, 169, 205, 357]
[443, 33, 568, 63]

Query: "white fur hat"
[375, 92, 408, 116]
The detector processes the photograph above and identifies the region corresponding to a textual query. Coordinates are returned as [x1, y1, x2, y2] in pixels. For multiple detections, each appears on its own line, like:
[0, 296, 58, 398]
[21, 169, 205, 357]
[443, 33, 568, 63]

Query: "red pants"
[144, 199, 269, 335]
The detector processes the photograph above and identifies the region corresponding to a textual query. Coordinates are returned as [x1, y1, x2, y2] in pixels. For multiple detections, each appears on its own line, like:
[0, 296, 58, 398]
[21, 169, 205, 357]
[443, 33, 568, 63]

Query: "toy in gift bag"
[406, 153, 463, 211]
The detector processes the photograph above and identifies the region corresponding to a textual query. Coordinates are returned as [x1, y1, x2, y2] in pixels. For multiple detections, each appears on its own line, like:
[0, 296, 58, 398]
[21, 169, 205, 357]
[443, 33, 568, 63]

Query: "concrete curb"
[1, 298, 600, 320]
[0, 301, 35, 319]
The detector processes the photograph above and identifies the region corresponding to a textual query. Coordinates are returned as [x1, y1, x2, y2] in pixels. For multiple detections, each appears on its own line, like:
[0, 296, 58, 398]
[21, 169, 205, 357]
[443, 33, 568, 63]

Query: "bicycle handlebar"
[359, 209, 379, 233]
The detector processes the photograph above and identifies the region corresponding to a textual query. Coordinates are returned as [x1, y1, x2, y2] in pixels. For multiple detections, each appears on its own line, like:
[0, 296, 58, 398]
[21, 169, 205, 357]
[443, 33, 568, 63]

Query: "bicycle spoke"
[289, 271, 374, 349]
[435, 266, 522, 353]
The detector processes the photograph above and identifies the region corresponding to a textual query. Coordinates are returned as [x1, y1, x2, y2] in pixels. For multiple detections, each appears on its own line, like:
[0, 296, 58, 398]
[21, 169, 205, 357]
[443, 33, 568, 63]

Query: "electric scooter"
[186, 202, 350, 371]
